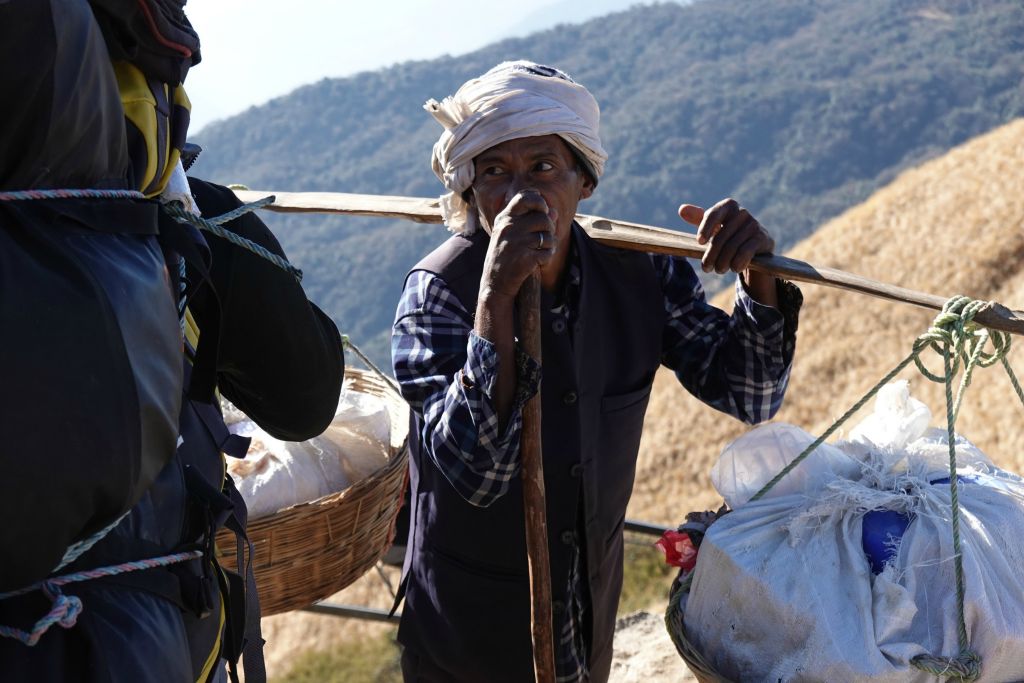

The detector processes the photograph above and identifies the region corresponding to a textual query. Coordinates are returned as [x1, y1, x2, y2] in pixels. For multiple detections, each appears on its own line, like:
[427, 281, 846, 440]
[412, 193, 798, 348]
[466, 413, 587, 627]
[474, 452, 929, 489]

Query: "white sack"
[687, 383, 1024, 681]
[321, 386, 392, 483]
[228, 427, 348, 520]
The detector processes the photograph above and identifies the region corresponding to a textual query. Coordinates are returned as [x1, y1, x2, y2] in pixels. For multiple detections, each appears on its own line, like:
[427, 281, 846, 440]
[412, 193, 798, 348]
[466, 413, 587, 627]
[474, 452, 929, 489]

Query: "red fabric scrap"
[655, 530, 698, 571]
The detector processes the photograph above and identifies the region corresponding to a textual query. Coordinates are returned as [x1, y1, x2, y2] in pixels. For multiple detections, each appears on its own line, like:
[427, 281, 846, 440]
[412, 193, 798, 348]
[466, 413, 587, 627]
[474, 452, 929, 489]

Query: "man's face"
[469, 134, 594, 245]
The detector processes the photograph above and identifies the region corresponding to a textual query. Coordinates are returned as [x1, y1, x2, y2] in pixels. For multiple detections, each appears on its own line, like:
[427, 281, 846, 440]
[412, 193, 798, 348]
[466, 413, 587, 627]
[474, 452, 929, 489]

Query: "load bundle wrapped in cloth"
[216, 367, 409, 615]
[225, 377, 393, 519]
[676, 381, 1024, 682]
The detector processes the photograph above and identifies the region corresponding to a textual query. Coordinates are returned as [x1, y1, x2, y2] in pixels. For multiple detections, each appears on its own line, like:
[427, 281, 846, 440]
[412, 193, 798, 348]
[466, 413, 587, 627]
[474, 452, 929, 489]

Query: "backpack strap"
[156, 207, 224, 403]
[220, 475, 266, 683]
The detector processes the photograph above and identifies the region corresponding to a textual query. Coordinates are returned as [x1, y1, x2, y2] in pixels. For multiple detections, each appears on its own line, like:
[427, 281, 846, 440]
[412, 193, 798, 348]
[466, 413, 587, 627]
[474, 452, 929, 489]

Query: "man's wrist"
[478, 284, 517, 311]
[740, 270, 779, 309]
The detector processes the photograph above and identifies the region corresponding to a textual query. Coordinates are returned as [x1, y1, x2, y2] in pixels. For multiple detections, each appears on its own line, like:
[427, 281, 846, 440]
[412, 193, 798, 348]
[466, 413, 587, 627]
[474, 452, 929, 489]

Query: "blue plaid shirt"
[393, 240, 800, 681]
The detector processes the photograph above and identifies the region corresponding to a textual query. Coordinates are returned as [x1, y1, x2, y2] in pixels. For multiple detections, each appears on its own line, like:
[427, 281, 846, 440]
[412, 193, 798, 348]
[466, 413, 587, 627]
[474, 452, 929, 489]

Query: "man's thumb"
[678, 203, 705, 227]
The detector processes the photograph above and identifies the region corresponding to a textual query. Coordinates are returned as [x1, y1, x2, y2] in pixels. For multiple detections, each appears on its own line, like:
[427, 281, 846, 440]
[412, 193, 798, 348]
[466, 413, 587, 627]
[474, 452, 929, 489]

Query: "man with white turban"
[392, 61, 802, 682]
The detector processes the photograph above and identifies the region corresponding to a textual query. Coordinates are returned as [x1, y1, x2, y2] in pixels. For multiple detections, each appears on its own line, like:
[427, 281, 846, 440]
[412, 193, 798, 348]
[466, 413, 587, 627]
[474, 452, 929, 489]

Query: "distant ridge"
[191, 0, 1024, 368]
[630, 118, 1024, 523]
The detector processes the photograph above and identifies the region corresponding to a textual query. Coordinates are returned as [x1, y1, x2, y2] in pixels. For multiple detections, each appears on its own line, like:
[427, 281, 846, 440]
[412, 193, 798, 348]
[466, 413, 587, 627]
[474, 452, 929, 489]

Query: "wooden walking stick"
[516, 272, 556, 683]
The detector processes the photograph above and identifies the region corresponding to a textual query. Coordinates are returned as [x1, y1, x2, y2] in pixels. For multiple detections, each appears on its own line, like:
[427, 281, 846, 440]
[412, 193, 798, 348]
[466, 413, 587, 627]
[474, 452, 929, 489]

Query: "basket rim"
[665, 576, 735, 683]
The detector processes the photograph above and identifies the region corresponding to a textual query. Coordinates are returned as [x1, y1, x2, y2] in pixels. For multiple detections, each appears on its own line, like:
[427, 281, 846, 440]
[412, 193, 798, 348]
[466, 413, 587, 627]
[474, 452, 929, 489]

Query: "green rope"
[1001, 355, 1024, 407]
[747, 353, 917, 503]
[908, 344, 976, 680]
[749, 297, 1010, 503]
[747, 295, 1020, 682]
[163, 196, 304, 282]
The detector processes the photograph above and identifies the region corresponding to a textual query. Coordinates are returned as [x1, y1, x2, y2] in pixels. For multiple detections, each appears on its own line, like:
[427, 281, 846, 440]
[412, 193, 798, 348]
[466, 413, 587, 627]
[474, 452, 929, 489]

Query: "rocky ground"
[609, 611, 696, 682]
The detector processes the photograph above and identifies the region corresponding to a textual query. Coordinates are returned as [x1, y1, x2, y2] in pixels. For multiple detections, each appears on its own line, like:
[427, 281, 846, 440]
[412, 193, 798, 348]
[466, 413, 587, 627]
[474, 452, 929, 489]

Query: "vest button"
[560, 530, 575, 546]
[562, 390, 578, 405]
[551, 318, 567, 334]
[570, 463, 584, 478]
[552, 600, 567, 617]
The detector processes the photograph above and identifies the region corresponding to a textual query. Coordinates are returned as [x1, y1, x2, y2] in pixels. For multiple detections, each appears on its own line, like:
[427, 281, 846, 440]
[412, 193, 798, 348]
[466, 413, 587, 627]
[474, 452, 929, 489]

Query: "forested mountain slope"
[191, 0, 1024, 365]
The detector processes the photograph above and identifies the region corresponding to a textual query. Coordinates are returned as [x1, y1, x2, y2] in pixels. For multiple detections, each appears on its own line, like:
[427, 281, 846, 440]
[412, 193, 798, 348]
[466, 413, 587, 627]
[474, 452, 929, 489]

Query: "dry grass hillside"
[629, 117, 1024, 525]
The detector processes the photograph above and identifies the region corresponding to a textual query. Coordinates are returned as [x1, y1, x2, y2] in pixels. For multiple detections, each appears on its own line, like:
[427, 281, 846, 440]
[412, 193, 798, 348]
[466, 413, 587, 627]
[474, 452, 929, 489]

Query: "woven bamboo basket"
[665, 574, 735, 683]
[216, 367, 409, 616]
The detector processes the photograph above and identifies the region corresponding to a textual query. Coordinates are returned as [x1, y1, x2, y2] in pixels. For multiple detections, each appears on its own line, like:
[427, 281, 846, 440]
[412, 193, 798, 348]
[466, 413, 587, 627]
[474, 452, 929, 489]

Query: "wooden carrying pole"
[516, 274, 556, 683]
[234, 189, 1024, 337]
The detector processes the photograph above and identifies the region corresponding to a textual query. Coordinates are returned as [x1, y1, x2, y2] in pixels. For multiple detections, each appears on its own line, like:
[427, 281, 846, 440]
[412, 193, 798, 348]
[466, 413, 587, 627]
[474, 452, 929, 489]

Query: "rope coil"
[0, 582, 84, 647]
[0, 550, 202, 647]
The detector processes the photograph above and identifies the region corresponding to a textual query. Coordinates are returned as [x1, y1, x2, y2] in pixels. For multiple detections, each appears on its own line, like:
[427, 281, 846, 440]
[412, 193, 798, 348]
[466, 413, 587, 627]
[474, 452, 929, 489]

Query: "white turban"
[425, 61, 608, 234]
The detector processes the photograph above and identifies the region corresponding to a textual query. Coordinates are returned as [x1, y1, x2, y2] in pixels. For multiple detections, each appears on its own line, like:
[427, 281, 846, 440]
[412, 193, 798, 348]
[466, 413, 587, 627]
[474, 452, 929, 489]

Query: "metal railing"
[299, 519, 669, 624]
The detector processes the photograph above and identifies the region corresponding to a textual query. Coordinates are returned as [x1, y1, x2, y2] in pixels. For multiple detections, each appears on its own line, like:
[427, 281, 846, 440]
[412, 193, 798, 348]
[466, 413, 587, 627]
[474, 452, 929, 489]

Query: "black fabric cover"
[0, 180, 344, 679]
[185, 178, 345, 440]
[0, 0, 131, 191]
[0, 199, 183, 592]
[0, 0, 183, 592]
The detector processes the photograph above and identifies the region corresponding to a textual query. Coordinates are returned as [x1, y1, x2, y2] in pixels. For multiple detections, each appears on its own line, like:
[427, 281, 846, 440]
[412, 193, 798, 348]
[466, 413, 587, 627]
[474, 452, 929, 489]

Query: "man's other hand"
[679, 198, 775, 275]
[678, 198, 779, 307]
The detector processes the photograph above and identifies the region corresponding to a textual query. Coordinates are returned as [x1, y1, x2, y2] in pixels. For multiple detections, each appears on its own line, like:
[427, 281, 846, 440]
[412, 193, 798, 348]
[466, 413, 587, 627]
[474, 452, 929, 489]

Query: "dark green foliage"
[191, 0, 1024, 368]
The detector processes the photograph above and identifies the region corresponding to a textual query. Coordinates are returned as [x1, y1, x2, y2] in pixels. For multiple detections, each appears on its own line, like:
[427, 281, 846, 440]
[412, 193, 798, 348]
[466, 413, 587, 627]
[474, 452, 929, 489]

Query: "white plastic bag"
[226, 381, 391, 519]
[711, 423, 862, 508]
[836, 380, 993, 477]
[846, 379, 932, 453]
[319, 384, 392, 483]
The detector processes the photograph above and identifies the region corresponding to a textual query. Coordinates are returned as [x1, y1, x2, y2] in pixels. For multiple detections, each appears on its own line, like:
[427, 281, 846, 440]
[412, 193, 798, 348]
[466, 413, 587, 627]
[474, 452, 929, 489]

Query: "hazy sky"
[185, 0, 647, 131]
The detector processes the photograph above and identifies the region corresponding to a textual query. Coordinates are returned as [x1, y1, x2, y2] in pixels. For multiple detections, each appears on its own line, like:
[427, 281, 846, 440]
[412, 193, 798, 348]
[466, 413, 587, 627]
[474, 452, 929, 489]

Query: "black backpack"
[0, 0, 184, 593]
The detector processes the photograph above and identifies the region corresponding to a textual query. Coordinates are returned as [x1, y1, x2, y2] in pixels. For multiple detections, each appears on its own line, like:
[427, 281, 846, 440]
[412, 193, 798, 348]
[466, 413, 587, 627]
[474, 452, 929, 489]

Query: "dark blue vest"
[399, 224, 664, 682]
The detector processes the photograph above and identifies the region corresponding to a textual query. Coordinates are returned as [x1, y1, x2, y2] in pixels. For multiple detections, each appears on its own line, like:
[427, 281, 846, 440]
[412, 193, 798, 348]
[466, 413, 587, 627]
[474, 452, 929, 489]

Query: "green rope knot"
[912, 295, 1011, 385]
[911, 649, 982, 681]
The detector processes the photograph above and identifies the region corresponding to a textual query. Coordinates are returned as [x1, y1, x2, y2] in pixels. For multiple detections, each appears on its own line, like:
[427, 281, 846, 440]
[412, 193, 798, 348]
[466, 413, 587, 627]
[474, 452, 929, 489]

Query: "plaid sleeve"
[655, 254, 802, 424]
[392, 270, 541, 507]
